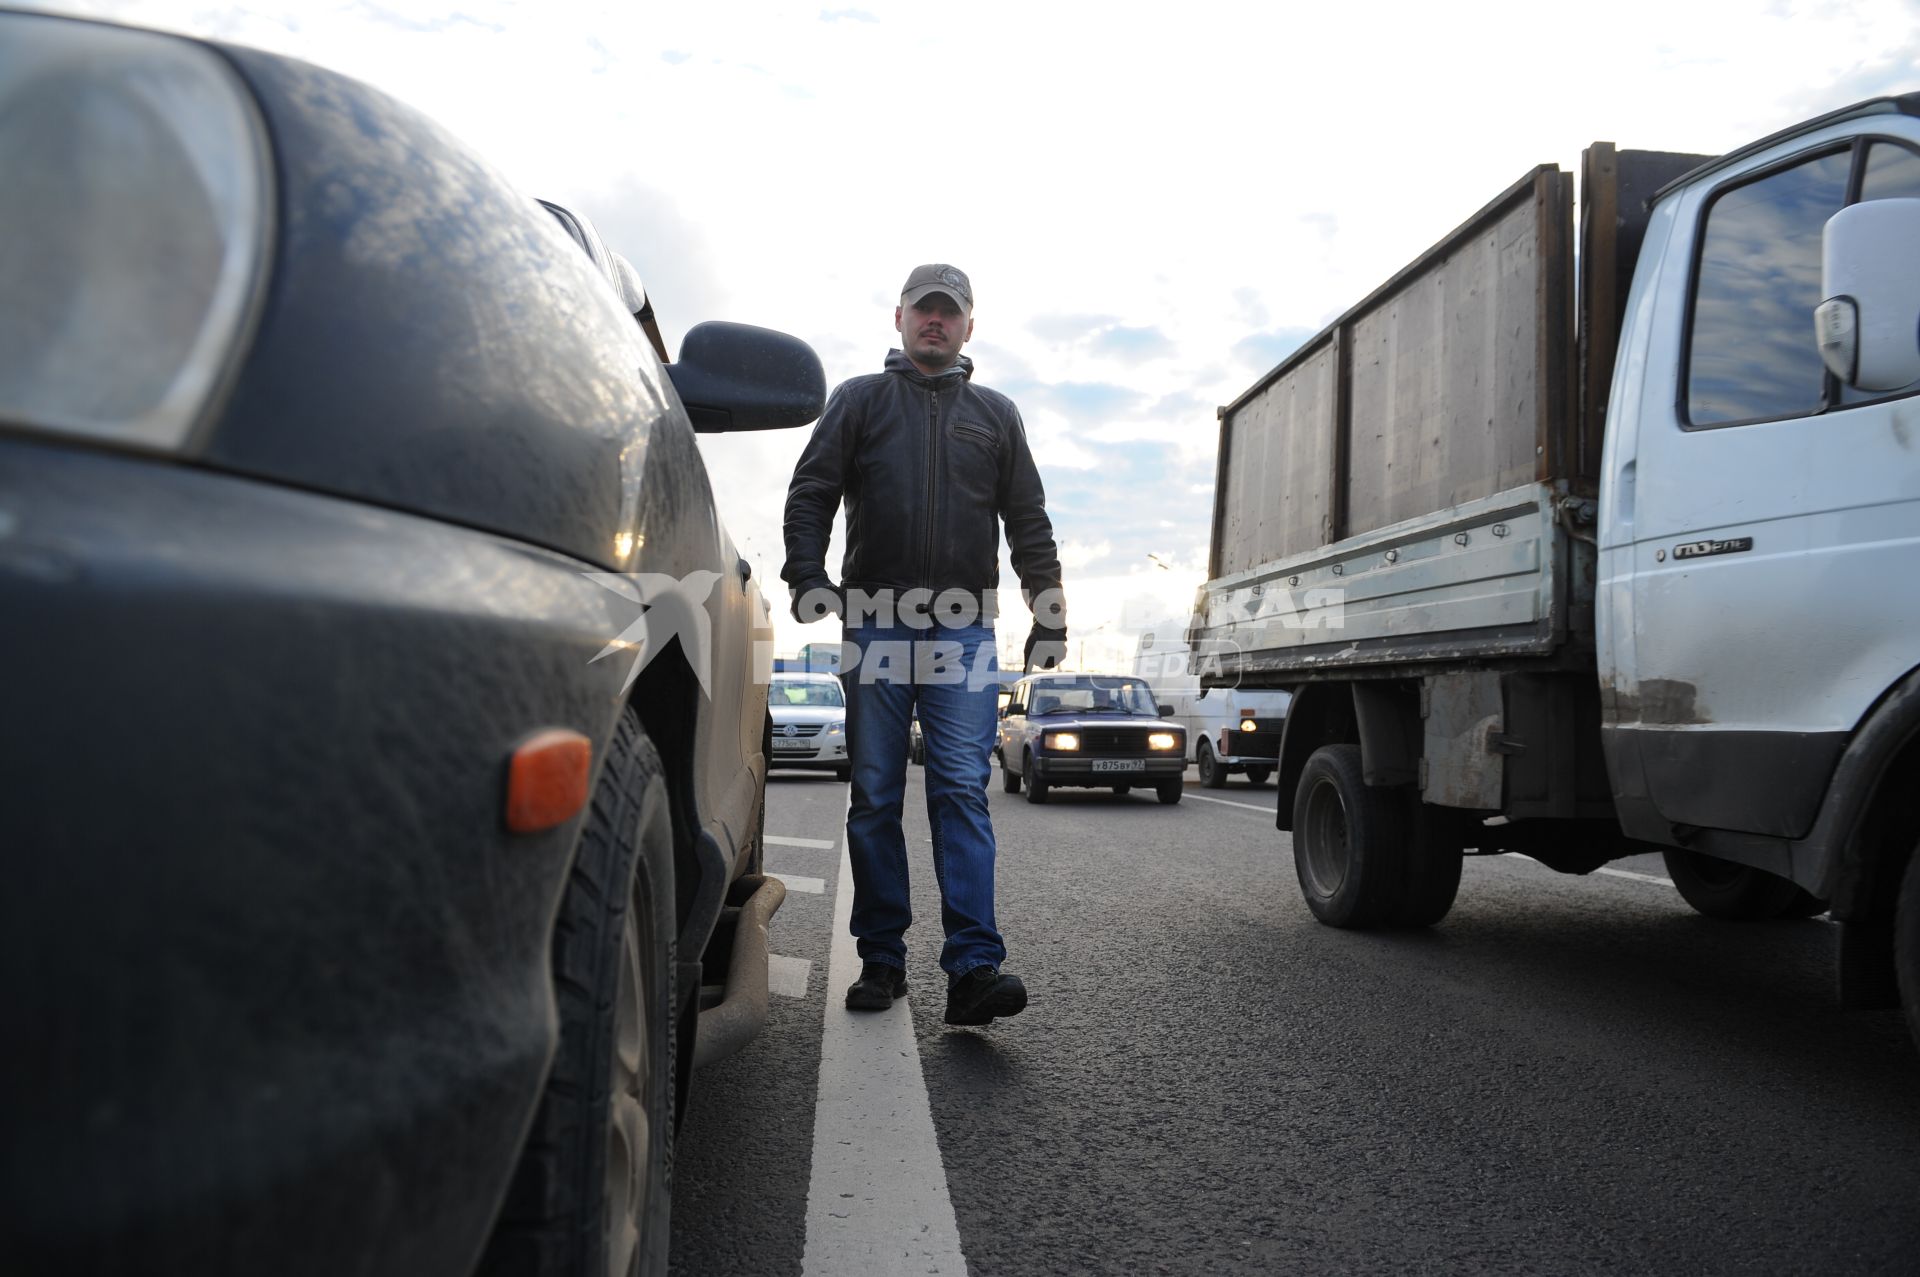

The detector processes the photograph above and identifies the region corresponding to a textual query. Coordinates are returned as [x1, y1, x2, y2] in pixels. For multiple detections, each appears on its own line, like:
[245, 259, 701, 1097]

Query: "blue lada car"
[995, 673, 1187, 805]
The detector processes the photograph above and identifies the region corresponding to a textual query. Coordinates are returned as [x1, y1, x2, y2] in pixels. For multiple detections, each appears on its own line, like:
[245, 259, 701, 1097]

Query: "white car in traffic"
[768, 672, 850, 781]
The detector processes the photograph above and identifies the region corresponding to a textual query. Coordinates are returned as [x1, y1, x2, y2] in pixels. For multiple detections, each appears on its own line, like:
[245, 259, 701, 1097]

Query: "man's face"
[895, 292, 973, 370]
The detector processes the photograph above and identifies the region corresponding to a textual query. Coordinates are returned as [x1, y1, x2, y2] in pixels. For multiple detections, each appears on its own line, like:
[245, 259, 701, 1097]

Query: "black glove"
[1024, 623, 1068, 672]
[789, 577, 844, 624]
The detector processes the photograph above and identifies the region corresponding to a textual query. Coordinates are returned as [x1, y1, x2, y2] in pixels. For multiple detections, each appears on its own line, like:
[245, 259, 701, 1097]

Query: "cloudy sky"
[34, 0, 1920, 666]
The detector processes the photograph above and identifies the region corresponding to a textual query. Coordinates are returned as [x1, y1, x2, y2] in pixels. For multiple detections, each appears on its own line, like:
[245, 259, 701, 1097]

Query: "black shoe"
[943, 965, 1027, 1026]
[845, 961, 907, 1010]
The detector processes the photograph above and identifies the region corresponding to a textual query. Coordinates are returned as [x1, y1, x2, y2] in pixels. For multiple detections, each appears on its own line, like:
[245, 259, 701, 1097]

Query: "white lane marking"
[1182, 792, 1279, 815]
[1498, 853, 1673, 887]
[802, 847, 968, 1277]
[773, 873, 827, 895]
[1597, 867, 1675, 886]
[1175, 804, 1680, 889]
[769, 954, 812, 999]
[769, 835, 838, 849]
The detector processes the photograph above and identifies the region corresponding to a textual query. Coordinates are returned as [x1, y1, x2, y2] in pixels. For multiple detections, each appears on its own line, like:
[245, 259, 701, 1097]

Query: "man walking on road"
[782, 263, 1067, 1027]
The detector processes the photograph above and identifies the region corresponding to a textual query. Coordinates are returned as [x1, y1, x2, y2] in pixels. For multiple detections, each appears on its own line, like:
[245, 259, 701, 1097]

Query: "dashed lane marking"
[773, 873, 828, 894]
[1596, 866, 1675, 886]
[1500, 852, 1673, 887]
[1182, 792, 1280, 814]
[1179, 802, 1682, 888]
[769, 954, 812, 999]
[801, 845, 968, 1276]
[769, 835, 838, 849]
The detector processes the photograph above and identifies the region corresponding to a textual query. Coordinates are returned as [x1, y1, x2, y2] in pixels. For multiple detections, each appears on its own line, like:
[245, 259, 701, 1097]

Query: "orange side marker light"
[506, 729, 593, 833]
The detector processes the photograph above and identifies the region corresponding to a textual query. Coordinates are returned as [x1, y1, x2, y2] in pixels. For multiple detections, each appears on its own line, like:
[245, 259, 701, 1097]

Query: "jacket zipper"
[922, 387, 939, 585]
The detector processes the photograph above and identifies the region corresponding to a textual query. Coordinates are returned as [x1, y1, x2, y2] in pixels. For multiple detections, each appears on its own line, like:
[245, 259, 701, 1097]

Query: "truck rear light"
[0, 14, 271, 453]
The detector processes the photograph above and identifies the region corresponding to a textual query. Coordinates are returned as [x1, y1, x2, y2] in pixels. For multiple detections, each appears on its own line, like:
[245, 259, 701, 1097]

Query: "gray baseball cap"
[900, 263, 973, 312]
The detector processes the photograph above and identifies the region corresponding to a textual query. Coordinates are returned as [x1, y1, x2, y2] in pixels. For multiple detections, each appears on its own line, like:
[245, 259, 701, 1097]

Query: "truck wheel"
[480, 709, 676, 1277]
[1662, 849, 1802, 920]
[1896, 843, 1920, 1055]
[1156, 779, 1183, 805]
[1022, 750, 1048, 804]
[1197, 740, 1226, 789]
[1243, 766, 1272, 787]
[1291, 743, 1406, 929]
[1387, 800, 1463, 928]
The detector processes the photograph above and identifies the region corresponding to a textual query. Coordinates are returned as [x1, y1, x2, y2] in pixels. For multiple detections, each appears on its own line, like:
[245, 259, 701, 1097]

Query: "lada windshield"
[1027, 677, 1159, 716]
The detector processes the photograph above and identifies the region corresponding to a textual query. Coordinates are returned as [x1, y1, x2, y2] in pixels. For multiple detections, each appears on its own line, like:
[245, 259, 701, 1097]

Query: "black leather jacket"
[782, 350, 1064, 625]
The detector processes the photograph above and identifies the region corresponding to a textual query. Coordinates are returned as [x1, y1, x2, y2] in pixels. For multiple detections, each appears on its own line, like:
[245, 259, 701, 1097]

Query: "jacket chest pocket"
[951, 421, 997, 454]
[946, 421, 999, 504]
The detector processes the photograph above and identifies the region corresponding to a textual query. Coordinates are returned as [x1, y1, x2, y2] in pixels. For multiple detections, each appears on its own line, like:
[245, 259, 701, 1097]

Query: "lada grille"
[1077, 727, 1155, 754]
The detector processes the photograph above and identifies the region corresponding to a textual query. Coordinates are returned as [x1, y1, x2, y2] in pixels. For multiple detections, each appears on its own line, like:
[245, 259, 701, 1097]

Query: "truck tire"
[1291, 743, 1406, 929]
[1022, 750, 1048, 804]
[1662, 849, 1802, 920]
[1197, 739, 1227, 789]
[1243, 766, 1272, 787]
[1387, 800, 1464, 928]
[1896, 843, 1920, 1055]
[480, 708, 676, 1277]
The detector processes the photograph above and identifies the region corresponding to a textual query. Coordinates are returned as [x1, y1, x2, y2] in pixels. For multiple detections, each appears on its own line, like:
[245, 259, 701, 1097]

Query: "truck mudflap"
[692, 873, 787, 1069]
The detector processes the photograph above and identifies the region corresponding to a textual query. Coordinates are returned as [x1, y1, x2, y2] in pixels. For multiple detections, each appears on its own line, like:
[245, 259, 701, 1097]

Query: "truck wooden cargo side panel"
[1346, 173, 1569, 539]
[1210, 167, 1575, 582]
[1214, 343, 1337, 576]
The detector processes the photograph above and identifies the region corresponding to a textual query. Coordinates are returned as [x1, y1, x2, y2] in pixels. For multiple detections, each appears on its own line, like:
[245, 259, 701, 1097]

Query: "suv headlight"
[824, 721, 845, 736]
[0, 14, 272, 453]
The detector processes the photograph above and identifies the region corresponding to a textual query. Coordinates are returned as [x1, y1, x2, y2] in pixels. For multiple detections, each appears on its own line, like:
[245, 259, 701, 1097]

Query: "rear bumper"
[0, 438, 632, 1272]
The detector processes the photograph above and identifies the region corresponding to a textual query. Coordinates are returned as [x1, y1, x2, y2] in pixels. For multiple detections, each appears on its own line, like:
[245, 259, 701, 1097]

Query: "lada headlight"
[1148, 732, 1179, 751]
[0, 14, 272, 453]
[1046, 732, 1080, 751]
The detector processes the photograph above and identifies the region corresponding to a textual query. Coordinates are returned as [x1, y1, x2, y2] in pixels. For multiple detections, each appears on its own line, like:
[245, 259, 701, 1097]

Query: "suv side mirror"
[1818, 198, 1920, 391]
[667, 321, 826, 432]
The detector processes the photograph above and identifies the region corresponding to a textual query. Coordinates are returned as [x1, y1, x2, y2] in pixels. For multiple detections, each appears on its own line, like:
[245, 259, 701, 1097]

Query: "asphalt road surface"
[669, 763, 1920, 1275]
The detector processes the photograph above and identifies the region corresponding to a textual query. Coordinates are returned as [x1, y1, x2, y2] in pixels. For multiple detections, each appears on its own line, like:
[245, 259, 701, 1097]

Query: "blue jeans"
[842, 622, 1004, 977]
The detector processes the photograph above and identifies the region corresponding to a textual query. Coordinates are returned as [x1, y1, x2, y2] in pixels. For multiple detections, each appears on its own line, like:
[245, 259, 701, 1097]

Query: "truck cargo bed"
[1195, 145, 1703, 686]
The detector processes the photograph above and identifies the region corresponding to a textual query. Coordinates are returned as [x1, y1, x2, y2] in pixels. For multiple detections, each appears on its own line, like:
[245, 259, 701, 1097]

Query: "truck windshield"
[769, 681, 844, 708]
[1027, 677, 1159, 716]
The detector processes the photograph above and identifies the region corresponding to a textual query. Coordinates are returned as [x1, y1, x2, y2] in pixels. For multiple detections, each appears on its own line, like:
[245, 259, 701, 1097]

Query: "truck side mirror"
[668, 321, 827, 432]
[1817, 198, 1920, 391]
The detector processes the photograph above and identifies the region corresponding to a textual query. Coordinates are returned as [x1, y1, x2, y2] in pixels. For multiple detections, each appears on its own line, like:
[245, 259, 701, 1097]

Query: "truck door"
[1602, 129, 1920, 841]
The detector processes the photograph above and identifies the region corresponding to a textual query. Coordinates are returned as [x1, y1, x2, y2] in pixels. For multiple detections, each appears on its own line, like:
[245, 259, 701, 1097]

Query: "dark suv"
[995, 673, 1188, 805]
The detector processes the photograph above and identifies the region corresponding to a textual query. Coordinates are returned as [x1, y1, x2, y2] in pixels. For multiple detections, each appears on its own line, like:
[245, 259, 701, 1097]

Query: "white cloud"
[1057, 539, 1113, 571]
